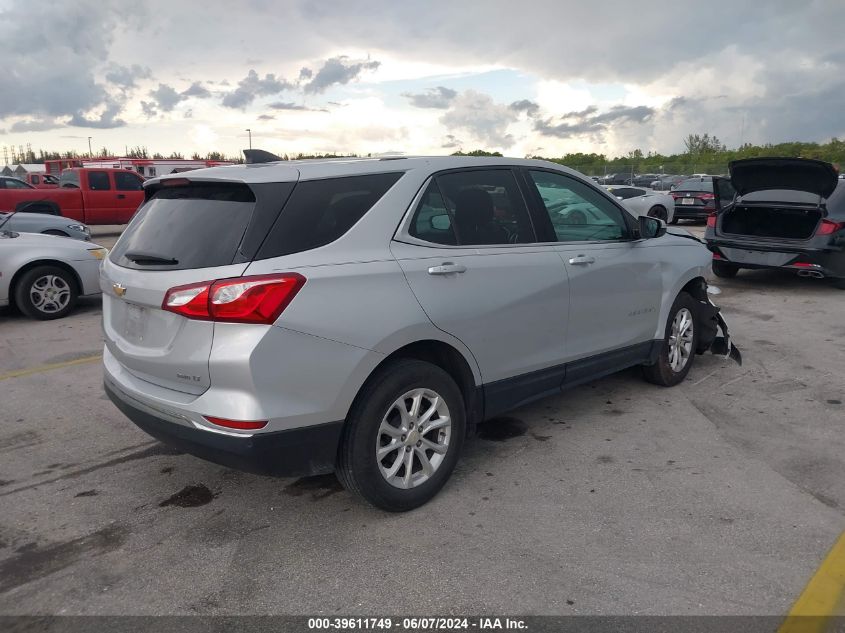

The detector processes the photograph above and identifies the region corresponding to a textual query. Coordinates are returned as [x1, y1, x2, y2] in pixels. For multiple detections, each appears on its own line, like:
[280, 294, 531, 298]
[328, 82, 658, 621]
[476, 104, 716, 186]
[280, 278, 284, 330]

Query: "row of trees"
[527, 135, 845, 176]
[5, 135, 845, 174]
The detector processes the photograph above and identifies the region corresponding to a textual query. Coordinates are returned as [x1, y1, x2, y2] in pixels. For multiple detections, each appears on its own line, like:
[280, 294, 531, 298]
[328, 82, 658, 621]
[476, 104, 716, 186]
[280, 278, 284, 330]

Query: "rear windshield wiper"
[124, 251, 179, 265]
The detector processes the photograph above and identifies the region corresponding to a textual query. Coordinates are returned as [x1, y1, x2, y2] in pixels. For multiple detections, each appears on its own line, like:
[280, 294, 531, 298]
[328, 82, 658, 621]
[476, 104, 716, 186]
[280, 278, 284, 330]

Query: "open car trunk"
[720, 204, 822, 240]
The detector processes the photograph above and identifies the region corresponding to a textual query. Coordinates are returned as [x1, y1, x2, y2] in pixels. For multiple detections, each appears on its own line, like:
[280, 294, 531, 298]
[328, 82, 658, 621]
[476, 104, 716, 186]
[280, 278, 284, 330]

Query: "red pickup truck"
[0, 168, 145, 224]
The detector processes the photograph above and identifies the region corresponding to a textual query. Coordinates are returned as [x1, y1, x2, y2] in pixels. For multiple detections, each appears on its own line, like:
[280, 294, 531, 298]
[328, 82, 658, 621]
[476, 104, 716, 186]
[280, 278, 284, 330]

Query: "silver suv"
[102, 154, 740, 511]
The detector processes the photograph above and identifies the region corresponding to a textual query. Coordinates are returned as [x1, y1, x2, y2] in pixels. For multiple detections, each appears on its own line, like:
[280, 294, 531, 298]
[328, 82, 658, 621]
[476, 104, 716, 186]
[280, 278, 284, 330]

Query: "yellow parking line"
[779, 531, 845, 633]
[0, 354, 102, 381]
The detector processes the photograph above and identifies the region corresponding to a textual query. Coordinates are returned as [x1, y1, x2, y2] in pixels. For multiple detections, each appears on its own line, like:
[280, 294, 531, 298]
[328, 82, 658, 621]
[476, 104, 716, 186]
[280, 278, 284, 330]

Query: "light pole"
[87, 137, 93, 158]
[246, 129, 252, 150]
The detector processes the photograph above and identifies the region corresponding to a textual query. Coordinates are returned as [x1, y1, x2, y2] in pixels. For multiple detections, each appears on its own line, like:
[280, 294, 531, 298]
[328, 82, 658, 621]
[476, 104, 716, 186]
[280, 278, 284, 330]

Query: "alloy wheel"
[376, 388, 452, 489]
[668, 307, 694, 372]
[29, 275, 71, 314]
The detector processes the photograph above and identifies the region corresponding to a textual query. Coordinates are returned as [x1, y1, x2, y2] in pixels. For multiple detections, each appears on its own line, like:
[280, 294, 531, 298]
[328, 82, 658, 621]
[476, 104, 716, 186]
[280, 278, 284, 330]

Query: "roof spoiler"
[243, 149, 282, 164]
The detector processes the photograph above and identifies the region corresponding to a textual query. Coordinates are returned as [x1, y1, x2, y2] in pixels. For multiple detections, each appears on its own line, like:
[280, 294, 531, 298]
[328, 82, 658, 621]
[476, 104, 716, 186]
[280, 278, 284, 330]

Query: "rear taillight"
[712, 251, 723, 260]
[699, 193, 715, 200]
[817, 219, 845, 236]
[204, 416, 268, 431]
[162, 273, 306, 324]
[706, 213, 716, 228]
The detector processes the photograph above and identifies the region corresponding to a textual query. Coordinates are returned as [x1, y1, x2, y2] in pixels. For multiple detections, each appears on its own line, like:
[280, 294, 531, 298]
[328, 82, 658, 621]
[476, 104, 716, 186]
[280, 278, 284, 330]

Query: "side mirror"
[639, 215, 666, 239]
[429, 214, 451, 231]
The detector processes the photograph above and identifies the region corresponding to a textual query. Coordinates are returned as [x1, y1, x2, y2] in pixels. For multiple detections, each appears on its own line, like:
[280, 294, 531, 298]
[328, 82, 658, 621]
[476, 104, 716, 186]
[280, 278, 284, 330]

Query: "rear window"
[676, 178, 713, 192]
[110, 182, 257, 270]
[255, 172, 402, 259]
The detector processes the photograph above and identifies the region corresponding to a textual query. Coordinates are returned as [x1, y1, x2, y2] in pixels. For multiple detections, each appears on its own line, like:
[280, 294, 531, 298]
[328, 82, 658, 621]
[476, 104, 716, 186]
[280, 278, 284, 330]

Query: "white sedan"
[605, 186, 675, 224]
[0, 220, 106, 319]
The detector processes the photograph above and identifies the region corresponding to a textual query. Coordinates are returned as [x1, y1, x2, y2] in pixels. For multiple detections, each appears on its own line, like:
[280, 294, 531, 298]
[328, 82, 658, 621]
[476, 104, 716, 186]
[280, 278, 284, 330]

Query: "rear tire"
[14, 265, 78, 320]
[336, 359, 466, 512]
[712, 260, 739, 278]
[642, 292, 699, 387]
[669, 217, 679, 225]
[647, 205, 668, 222]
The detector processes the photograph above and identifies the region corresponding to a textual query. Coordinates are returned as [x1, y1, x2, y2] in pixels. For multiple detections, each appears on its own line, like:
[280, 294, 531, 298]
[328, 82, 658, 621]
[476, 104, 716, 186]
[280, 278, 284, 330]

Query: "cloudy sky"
[2, 0, 844, 159]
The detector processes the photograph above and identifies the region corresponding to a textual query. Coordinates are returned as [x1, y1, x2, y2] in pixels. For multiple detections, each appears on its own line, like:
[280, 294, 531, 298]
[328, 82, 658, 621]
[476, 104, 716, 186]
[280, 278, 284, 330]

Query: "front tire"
[712, 260, 739, 278]
[336, 359, 465, 512]
[643, 292, 699, 387]
[14, 265, 78, 320]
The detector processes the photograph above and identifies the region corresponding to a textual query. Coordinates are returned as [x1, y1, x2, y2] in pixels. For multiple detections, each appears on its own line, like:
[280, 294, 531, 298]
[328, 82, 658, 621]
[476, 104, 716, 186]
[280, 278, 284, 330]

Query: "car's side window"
[528, 170, 630, 242]
[409, 180, 458, 245]
[115, 171, 144, 191]
[6, 179, 28, 189]
[431, 169, 535, 246]
[88, 171, 111, 191]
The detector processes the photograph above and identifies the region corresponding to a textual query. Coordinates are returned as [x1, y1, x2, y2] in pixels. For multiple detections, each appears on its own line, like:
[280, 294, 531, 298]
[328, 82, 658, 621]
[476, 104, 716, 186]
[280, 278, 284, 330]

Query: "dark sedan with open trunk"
[705, 158, 845, 289]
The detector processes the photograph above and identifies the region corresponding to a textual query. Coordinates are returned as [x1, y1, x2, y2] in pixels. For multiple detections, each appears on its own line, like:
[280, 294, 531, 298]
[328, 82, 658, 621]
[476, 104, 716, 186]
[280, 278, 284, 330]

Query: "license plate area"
[720, 248, 795, 266]
[123, 302, 147, 342]
[681, 198, 695, 205]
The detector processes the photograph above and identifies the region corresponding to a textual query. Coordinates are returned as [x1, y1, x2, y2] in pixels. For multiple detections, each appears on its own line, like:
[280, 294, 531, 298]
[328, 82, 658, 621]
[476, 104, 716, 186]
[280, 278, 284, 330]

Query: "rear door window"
[110, 182, 258, 270]
[409, 180, 457, 245]
[256, 172, 402, 258]
[431, 169, 535, 245]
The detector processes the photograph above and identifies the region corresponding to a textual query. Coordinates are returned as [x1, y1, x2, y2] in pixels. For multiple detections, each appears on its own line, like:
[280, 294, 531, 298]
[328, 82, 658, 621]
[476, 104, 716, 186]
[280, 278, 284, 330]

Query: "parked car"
[101, 153, 740, 512]
[0, 167, 145, 224]
[631, 173, 659, 187]
[605, 186, 675, 223]
[603, 172, 634, 185]
[0, 219, 106, 319]
[670, 176, 719, 223]
[0, 176, 34, 190]
[0, 210, 91, 240]
[705, 158, 845, 289]
[650, 175, 687, 191]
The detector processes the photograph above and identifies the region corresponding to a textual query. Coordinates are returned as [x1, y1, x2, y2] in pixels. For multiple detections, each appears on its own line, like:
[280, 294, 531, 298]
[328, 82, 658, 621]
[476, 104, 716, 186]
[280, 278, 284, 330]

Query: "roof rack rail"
[243, 149, 282, 164]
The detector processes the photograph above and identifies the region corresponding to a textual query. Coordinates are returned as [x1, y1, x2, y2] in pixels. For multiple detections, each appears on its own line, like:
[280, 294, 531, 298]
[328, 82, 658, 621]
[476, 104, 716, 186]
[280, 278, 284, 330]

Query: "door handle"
[116, 194, 126, 199]
[427, 262, 467, 275]
[568, 255, 595, 265]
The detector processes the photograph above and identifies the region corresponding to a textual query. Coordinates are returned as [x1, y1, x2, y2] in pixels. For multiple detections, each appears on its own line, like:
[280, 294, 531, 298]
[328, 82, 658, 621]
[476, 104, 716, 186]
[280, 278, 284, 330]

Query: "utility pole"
[246, 128, 252, 150]
[87, 137, 93, 158]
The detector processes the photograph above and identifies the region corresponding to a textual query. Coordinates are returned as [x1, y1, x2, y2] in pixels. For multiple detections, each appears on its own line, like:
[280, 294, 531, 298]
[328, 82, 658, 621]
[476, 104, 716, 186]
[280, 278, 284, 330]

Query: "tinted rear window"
[255, 172, 402, 259]
[110, 182, 256, 270]
[676, 178, 713, 192]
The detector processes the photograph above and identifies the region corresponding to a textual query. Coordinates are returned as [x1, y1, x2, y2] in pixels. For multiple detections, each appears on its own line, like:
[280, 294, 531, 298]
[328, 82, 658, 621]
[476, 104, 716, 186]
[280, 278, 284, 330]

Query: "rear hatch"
[101, 173, 297, 395]
[712, 158, 839, 244]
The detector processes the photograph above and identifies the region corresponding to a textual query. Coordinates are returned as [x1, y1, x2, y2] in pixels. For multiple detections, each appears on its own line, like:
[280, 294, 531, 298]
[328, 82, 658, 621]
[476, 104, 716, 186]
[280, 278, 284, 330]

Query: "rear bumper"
[707, 239, 845, 278]
[105, 380, 343, 477]
[673, 206, 711, 220]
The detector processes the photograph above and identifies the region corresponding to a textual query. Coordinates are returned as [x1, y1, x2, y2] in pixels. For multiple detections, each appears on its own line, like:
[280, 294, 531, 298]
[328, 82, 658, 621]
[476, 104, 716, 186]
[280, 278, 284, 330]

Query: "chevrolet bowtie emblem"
[113, 283, 127, 297]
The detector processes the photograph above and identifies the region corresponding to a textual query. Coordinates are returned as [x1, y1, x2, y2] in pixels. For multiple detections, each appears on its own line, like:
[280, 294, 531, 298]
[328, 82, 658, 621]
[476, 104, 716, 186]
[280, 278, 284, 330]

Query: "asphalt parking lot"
[0, 224, 842, 616]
